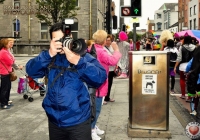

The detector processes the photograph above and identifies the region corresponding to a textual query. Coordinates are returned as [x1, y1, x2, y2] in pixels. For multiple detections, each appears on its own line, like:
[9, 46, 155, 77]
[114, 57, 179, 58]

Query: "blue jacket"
[186, 58, 200, 84]
[26, 50, 107, 127]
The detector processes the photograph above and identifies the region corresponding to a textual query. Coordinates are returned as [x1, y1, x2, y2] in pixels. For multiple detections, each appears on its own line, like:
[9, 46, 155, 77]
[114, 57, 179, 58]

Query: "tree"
[0, 0, 5, 3]
[114, 31, 142, 41]
[36, 0, 80, 26]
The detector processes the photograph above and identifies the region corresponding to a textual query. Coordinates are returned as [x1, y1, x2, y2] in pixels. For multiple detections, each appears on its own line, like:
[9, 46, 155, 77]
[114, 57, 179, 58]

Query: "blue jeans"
[91, 97, 103, 129]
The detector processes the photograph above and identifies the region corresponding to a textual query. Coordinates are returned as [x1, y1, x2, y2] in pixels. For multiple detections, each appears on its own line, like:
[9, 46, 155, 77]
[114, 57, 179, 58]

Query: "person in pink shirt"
[0, 38, 15, 109]
[91, 30, 121, 140]
[129, 39, 134, 51]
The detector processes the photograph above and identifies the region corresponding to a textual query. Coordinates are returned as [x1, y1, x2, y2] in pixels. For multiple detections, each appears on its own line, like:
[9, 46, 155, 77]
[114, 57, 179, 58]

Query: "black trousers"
[105, 71, 115, 101]
[195, 84, 200, 123]
[0, 74, 11, 106]
[170, 75, 175, 90]
[48, 119, 92, 140]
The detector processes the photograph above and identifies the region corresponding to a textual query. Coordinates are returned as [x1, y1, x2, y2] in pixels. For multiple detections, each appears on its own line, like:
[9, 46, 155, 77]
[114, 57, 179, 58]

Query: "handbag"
[10, 68, 17, 81]
[0, 60, 17, 82]
[114, 65, 122, 77]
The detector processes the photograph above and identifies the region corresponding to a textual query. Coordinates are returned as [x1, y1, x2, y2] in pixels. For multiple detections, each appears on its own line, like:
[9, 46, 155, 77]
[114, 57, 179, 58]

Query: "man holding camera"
[26, 22, 107, 140]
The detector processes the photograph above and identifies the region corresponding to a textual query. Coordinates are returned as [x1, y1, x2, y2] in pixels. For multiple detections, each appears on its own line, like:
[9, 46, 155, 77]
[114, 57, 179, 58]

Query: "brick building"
[178, 0, 200, 31]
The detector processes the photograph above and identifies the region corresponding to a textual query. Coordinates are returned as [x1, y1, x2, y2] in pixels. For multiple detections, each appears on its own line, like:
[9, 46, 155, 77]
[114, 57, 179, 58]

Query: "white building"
[153, 3, 178, 35]
[188, 0, 199, 30]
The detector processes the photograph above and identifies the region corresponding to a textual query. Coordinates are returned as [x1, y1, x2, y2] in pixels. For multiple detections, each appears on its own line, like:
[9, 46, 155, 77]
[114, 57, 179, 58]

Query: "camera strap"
[48, 56, 77, 87]
[90, 44, 97, 58]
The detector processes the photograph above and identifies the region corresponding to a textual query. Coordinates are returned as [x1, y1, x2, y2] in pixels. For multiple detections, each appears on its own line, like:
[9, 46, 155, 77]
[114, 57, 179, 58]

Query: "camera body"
[57, 18, 87, 56]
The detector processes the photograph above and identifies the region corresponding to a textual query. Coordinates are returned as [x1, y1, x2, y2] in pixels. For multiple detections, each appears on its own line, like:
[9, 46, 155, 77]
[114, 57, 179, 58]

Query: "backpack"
[47, 45, 97, 122]
[166, 47, 177, 67]
[169, 51, 177, 62]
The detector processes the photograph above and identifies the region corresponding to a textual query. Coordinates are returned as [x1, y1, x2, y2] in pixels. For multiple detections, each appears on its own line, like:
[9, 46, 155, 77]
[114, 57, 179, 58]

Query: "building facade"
[178, 0, 189, 31]
[0, 0, 106, 54]
[153, 3, 178, 35]
[188, 0, 199, 30]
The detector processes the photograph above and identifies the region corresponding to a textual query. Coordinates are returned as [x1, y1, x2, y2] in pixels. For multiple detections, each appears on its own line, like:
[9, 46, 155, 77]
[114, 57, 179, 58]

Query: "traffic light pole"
[106, 0, 112, 34]
[133, 23, 136, 51]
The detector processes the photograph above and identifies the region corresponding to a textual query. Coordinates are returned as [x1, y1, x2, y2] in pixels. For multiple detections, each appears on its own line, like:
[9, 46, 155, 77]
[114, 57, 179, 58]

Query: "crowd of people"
[159, 30, 200, 119]
[1, 21, 200, 140]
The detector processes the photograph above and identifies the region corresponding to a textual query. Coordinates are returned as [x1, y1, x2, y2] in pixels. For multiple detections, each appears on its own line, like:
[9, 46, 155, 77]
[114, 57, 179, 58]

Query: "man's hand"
[49, 38, 63, 57]
[62, 47, 80, 65]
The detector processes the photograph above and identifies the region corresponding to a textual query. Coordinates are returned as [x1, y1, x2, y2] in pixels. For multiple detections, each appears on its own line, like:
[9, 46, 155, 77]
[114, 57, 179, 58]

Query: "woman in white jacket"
[163, 39, 178, 94]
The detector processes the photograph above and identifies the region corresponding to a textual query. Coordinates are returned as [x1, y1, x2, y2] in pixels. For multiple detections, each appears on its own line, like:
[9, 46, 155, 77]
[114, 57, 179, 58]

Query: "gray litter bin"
[128, 51, 171, 138]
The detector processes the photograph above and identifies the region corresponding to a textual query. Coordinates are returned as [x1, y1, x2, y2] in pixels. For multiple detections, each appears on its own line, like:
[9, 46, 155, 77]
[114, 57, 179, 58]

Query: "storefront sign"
[3, 5, 51, 15]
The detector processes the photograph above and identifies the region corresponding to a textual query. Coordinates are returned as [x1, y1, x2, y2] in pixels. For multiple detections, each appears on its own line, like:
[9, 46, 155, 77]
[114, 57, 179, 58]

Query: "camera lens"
[62, 37, 87, 55]
[71, 40, 82, 53]
[63, 38, 73, 48]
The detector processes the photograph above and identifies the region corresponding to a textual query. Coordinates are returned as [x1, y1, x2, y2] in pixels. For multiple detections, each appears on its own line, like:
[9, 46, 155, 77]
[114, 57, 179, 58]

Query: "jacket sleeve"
[100, 49, 122, 66]
[186, 58, 193, 73]
[74, 53, 107, 88]
[25, 50, 52, 79]
[176, 46, 182, 62]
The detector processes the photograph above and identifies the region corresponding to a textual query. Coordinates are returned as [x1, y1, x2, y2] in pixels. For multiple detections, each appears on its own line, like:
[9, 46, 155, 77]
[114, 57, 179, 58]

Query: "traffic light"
[113, 15, 117, 29]
[131, 0, 142, 16]
[122, 24, 126, 32]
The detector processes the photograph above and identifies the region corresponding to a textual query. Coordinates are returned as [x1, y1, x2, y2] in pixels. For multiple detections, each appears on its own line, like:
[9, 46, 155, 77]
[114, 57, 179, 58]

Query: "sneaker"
[190, 110, 197, 116]
[116, 73, 127, 79]
[103, 101, 107, 105]
[95, 125, 105, 135]
[170, 90, 175, 94]
[186, 97, 191, 102]
[1, 105, 10, 109]
[92, 130, 101, 140]
[180, 95, 186, 99]
[8, 100, 12, 104]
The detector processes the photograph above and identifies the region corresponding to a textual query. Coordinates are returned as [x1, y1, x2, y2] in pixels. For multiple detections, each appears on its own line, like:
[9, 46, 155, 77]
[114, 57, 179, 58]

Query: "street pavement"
[0, 56, 195, 140]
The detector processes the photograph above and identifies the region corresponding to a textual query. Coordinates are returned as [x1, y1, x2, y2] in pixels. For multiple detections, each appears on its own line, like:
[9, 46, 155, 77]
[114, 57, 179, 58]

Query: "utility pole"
[105, 0, 112, 34]
[120, 0, 124, 30]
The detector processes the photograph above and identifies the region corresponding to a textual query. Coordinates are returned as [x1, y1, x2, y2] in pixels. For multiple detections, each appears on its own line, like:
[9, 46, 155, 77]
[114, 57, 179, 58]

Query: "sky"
[112, 0, 178, 32]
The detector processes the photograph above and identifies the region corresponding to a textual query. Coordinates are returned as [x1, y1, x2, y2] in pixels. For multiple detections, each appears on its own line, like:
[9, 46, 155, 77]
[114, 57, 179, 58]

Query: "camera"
[56, 18, 87, 56]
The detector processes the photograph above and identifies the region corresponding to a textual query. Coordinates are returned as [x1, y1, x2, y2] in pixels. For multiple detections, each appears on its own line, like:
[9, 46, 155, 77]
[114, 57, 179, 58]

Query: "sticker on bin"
[142, 74, 157, 94]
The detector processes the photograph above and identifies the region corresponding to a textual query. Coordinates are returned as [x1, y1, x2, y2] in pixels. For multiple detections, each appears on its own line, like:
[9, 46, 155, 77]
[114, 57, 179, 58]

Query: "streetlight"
[146, 17, 150, 37]
[15, 15, 18, 54]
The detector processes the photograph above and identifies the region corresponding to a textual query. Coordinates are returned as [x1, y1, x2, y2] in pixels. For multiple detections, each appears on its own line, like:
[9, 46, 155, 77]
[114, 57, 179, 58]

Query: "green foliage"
[114, 31, 142, 41]
[0, 0, 5, 3]
[35, 0, 80, 26]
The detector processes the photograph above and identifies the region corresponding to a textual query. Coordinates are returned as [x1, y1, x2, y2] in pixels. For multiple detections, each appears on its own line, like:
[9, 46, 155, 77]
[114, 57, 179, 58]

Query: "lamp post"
[15, 15, 18, 54]
[177, 11, 180, 32]
[146, 17, 150, 37]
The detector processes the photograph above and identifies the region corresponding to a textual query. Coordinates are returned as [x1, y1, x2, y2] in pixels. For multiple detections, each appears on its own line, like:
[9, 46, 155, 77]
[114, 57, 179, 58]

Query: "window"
[199, 18, 200, 29]
[190, 20, 192, 29]
[13, 18, 20, 38]
[14, 0, 20, 9]
[190, 7, 192, 16]
[194, 5, 196, 15]
[157, 14, 161, 19]
[40, 23, 48, 40]
[75, 0, 78, 6]
[157, 22, 161, 30]
[194, 18, 196, 29]
[164, 13, 168, 20]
